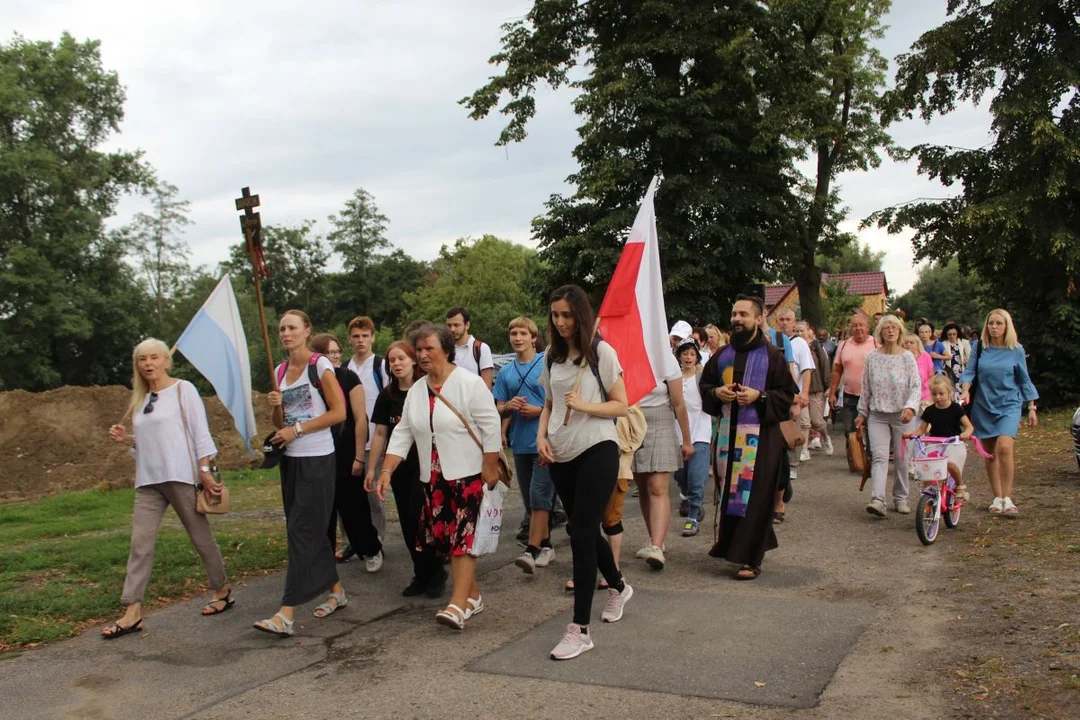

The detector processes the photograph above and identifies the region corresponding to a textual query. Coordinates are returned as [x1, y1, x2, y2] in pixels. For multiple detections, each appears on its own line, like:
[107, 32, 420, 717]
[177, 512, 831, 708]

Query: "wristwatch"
[199, 465, 212, 473]
[757, 391, 769, 404]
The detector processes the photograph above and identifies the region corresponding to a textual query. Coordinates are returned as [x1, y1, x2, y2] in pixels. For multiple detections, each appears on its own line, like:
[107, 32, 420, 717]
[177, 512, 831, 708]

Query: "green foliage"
[328, 188, 390, 277]
[818, 238, 886, 275]
[870, 0, 1080, 403]
[758, 0, 895, 328]
[890, 259, 989, 329]
[821, 277, 868, 334]
[0, 33, 154, 390]
[403, 236, 547, 353]
[462, 0, 794, 324]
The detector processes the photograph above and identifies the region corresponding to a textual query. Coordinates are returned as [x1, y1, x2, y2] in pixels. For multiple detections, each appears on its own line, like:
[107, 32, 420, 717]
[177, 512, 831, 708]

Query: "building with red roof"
[765, 271, 889, 321]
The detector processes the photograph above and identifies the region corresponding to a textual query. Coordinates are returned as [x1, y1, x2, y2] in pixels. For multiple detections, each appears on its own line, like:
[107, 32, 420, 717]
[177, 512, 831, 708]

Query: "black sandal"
[335, 545, 357, 563]
[201, 590, 235, 616]
[772, 512, 785, 524]
[101, 618, 143, 639]
[735, 565, 761, 581]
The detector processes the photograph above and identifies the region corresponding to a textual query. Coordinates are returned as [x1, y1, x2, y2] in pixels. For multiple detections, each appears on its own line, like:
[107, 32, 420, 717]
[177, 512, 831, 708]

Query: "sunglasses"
[144, 392, 159, 414]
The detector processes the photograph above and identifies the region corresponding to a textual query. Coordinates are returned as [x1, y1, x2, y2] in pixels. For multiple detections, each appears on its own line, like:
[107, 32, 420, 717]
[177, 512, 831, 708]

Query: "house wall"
[767, 288, 888, 321]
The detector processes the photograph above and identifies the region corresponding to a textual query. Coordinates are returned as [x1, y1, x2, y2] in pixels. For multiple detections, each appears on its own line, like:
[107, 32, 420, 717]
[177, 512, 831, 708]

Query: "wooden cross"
[235, 187, 262, 257]
[234, 186, 277, 388]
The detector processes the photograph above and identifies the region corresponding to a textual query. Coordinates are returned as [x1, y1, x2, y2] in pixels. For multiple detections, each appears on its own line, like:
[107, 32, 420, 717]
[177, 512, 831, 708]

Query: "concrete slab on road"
[468, 588, 875, 708]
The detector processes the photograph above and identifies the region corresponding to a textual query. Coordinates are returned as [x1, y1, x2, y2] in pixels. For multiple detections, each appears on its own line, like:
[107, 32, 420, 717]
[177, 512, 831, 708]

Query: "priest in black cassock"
[700, 295, 797, 579]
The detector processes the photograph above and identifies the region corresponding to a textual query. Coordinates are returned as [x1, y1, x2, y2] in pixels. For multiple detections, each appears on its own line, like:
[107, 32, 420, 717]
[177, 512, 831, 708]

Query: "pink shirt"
[914, 351, 933, 401]
[836, 337, 878, 397]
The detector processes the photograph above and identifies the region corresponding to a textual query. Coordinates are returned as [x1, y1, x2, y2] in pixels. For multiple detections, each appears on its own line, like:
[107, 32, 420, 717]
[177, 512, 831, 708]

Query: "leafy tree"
[0, 33, 153, 390]
[352, 249, 430, 330]
[328, 188, 389, 281]
[821, 277, 867, 335]
[891, 259, 989, 329]
[124, 181, 193, 331]
[818, 238, 886, 275]
[758, 0, 894, 328]
[462, 0, 794, 323]
[402, 236, 546, 353]
[870, 0, 1080, 402]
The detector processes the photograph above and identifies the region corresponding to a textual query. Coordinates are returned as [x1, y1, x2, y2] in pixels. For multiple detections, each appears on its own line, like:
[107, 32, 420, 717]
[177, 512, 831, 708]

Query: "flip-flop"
[101, 618, 143, 639]
[201, 590, 235, 616]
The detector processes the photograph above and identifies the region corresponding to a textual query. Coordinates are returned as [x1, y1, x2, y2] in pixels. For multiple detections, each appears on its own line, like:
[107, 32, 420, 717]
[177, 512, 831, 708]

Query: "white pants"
[867, 411, 917, 505]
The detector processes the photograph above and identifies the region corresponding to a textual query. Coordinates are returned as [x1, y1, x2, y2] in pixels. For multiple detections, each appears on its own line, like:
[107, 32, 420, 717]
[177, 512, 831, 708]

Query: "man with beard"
[699, 296, 797, 580]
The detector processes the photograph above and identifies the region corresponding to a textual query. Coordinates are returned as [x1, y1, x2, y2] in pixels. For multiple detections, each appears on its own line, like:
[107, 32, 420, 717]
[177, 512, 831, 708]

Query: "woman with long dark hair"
[537, 285, 631, 660]
[370, 340, 446, 597]
[254, 311, 347, 637]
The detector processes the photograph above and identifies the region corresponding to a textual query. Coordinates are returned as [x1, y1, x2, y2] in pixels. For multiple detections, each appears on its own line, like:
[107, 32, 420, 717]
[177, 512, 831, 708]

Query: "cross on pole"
[235, 186, 278, 389]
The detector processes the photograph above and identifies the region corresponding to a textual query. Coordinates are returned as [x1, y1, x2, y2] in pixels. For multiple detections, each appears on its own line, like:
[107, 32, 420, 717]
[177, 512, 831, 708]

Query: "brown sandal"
[201, 590, 234, 615]
[735, 565, 761, 580]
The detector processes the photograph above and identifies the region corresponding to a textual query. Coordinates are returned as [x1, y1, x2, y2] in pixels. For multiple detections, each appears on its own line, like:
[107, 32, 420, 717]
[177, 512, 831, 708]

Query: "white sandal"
[435, 604, 466, 630]
[463, 595, 484, 620]
[253, 612, 294, 637]
[313, 591, 347, 618]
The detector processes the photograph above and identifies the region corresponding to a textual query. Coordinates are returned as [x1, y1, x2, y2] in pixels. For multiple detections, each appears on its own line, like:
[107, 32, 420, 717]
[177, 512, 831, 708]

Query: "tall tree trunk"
[795, 261, 824, 329]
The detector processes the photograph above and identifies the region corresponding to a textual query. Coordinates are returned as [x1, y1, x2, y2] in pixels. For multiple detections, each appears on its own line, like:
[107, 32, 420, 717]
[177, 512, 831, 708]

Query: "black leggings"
[328, 462, 382, 558]
[550, 440, 623, 626]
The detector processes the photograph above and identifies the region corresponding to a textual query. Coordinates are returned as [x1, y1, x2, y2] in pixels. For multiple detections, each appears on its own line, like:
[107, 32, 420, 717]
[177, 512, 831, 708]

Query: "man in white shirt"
[776, 308, 815, 476]
[345, 315, 389, 566]
[445, 306, 494, 390]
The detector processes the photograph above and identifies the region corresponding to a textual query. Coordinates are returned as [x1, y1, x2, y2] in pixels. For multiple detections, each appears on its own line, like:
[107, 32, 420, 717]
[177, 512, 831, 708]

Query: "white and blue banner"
[176, 273, 257, 454]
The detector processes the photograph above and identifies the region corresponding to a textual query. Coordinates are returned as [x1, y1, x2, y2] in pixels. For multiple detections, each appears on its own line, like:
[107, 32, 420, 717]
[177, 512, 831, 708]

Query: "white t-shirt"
[540, 340, 622, 463]
[700, 348, 711, 366]
[676, 372, 712, 444]
[280, 355, 336, 457]
[787, 334, 817, 393]
[638, 351, 681, 407]
[453, 335, 494, 376]
[132, 380, 217, 488]
[347, 354, 388, 450]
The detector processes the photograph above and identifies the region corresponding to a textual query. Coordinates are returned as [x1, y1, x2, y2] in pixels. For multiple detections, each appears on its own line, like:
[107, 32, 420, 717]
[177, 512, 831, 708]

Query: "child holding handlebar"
[905, 375, 974, 498]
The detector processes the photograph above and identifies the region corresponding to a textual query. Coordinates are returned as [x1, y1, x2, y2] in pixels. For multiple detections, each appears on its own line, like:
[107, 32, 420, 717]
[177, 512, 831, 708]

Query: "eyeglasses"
[327, 350, 342, 357]
[144, 392, 159, 414]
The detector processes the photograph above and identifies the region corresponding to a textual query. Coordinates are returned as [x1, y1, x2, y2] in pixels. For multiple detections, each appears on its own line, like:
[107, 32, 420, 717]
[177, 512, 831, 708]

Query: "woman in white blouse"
[855, 315, 922, 518]
[103, 338, 230, 639]
[381, 323, 502, 630]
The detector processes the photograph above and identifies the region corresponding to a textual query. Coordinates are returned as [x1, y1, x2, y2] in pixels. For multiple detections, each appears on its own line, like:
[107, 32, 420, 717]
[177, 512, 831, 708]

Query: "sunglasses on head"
[143, 392, 159, 414]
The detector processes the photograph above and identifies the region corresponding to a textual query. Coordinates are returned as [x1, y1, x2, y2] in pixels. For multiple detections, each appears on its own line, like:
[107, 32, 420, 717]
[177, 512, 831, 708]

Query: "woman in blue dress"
[959, 309, 1039, 517]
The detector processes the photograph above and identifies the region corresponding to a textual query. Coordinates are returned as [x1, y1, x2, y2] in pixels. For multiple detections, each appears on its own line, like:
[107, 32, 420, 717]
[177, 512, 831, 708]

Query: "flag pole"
[235, 187, 278, 390]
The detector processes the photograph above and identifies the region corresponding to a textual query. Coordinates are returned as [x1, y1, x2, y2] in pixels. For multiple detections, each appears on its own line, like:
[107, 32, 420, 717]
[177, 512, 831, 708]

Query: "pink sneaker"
[550, 623, 594, 660]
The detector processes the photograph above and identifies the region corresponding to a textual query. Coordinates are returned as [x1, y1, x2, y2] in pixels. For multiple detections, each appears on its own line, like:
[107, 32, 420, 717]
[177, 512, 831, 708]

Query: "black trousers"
[390, 465, 436, 581]
[327, 461, 382, 558]
[550, 440, 623, 626]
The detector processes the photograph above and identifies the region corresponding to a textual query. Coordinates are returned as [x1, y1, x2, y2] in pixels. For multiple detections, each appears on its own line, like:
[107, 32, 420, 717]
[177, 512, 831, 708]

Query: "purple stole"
[715, 344, 770, 518]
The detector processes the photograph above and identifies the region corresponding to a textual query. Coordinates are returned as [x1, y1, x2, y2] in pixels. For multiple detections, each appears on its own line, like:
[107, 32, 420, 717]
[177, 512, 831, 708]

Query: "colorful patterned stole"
[715, 344, 770, 518]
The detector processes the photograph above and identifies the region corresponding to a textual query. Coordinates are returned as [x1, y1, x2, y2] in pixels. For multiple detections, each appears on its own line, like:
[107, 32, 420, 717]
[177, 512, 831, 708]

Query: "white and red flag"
[597, 177, 679, 406]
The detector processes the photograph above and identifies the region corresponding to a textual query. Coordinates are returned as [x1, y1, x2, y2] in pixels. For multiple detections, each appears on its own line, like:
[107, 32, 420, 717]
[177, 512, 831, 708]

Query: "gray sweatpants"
[867, 410, 916, 506]
[121, 481, 227, 605]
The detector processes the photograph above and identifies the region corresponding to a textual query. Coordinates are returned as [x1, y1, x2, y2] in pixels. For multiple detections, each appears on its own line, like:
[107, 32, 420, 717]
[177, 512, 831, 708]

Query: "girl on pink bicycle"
[904, 375, 974, 498]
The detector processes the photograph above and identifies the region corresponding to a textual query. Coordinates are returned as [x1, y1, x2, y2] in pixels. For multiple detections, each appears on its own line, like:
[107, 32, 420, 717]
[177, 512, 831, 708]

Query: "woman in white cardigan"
[381, 323, 502, 630]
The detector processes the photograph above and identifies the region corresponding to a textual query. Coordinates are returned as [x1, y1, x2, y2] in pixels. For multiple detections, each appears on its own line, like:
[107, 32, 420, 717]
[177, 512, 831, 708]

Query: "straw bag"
[177, 383, 230, 515]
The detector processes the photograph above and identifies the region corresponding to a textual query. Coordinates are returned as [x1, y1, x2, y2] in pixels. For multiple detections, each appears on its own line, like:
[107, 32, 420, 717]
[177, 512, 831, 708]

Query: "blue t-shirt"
[768, 327, 796, 363]
[493, 351, 546, 454]
[925, 340, 946, 374]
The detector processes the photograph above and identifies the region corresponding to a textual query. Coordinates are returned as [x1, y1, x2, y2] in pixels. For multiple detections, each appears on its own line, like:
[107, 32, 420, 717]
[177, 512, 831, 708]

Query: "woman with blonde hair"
[959, 309, 1039, 516]
[254, 310, 347, 636]
[103, 339, 231, 638]
[855, 316, 922, 518]
[902, 333, 933, 408]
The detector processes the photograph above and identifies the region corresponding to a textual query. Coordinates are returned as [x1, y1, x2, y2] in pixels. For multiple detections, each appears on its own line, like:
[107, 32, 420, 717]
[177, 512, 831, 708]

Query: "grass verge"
[0, 470, 288, 653]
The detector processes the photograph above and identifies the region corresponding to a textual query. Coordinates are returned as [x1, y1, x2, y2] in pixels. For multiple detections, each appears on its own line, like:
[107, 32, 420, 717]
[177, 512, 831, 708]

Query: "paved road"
[0, 436, 957, 719]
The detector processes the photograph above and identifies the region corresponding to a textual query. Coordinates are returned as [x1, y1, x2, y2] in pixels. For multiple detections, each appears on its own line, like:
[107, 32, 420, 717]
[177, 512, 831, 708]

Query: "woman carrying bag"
[103, 338, 231, 638]
[380, 324, 502, 630]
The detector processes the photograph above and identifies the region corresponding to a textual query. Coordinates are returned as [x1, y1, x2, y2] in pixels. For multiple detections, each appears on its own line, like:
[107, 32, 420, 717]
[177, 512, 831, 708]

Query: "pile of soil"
[0, 386, 274, 504]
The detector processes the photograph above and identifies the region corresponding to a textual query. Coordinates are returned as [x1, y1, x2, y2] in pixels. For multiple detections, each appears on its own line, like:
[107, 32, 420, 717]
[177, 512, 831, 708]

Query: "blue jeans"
[513, 453, 557, 529]
[674, 442, 710, 519]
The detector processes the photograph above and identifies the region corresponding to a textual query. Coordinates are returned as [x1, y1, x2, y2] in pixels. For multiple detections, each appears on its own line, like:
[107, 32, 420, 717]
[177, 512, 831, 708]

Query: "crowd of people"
[102, 291, 1039, 660]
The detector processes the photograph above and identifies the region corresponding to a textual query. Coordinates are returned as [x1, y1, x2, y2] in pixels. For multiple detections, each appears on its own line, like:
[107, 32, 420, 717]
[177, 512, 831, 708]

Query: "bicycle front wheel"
[915, 487, 940, 546]
[944, 493, 962, 528]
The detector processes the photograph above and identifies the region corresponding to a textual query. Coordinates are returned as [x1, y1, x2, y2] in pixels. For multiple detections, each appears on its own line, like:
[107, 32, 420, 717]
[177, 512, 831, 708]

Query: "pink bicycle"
[904, 435, 993, 546]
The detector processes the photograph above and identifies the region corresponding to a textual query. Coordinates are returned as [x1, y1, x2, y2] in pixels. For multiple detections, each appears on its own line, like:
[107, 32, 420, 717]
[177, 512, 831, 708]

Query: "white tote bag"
[469, 483, 504, 557]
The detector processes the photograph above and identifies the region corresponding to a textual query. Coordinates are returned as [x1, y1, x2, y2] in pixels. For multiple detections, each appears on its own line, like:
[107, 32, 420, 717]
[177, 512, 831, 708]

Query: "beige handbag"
[177, 382, 230, 515]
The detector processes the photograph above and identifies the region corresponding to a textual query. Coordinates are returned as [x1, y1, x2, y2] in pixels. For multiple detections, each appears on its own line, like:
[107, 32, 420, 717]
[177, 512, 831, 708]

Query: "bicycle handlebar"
[901, 434, 995, 460]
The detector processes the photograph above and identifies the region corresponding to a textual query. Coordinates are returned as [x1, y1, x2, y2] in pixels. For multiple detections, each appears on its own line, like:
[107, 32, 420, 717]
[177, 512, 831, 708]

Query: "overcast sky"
[12, 0, 991, 296]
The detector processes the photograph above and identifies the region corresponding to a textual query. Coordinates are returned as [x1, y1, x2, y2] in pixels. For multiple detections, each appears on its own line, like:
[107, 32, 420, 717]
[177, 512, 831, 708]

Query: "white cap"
[669, 320, 693, 342]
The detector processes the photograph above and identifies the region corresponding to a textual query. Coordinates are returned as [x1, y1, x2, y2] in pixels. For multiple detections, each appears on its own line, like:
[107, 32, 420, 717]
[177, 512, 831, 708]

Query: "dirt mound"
[0, 386, 273, 504]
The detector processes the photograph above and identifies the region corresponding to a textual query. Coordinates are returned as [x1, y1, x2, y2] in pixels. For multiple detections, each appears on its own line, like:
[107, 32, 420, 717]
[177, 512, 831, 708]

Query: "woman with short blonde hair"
[103, 339, 231, 638]
[902, 333, 933, 407]
[959, 309, 1038, 516]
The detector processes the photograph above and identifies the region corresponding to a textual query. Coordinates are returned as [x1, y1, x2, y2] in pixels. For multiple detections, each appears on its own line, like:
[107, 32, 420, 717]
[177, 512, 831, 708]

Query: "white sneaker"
[799, 448, 811, 463]
[643, 545, 665, 570]
[866, 499, 887, 517]
[535, 546, 555, 567]
[635, 545, 651, 559]
[809, 436, 822, 450]
[790, 468, 798, 481]
[515, 551, 536, 574]
[365, 551, 383, 573]
[550, 623, 594, 660]
[823, 435, 834, 455]
[989, 496, 1004, 514]
[601, 582, 633, 623]
[895, 500, 911, 515]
